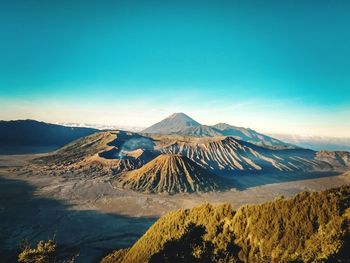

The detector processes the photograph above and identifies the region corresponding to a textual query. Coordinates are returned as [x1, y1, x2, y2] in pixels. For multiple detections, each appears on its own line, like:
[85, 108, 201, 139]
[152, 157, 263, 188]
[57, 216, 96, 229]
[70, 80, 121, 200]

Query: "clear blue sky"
[1, 0, 349, 136]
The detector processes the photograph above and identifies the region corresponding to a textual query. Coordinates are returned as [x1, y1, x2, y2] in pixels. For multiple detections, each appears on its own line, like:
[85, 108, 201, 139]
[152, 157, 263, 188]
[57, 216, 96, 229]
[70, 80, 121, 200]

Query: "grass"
[101, 185, 350, 262]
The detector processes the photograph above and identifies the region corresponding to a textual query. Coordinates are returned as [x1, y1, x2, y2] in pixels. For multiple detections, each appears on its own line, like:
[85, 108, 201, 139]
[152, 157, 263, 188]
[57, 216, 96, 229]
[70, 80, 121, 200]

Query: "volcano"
[142, 113, 200, 134]
[142, 113, 293, 148]
[115, 154, 224, 194]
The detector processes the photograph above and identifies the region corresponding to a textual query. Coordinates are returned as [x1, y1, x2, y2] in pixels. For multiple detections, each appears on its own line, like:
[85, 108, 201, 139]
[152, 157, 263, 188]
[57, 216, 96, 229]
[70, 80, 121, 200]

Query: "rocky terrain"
[30, 131, 153, 177]
[32, 131, 350, 182]
[116, 154, 225, 194]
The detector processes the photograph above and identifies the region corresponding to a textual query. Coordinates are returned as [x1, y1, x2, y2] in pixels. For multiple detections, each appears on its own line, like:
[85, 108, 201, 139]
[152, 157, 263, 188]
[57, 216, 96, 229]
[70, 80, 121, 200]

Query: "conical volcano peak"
[142, 113, 200, 134]
[115, 153, 223, 194]
[168, 112, 195, 119]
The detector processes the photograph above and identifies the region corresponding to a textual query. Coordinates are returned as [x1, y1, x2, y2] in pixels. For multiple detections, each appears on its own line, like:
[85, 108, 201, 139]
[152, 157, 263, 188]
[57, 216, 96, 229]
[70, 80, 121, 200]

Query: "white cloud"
[0, 97, 349, 138]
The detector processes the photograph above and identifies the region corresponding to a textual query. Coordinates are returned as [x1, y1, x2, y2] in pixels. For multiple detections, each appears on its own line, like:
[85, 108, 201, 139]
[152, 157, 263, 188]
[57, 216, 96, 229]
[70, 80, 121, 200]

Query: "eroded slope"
[115, 154, 224, 193]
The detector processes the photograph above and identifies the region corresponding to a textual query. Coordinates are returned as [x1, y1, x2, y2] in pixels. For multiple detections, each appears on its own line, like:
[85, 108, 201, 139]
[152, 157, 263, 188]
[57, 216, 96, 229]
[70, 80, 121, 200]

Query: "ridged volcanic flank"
[115, 154, 223, 194]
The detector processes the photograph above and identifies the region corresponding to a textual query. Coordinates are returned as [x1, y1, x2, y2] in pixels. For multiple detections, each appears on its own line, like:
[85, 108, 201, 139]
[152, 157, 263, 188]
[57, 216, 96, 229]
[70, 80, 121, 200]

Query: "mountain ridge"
[0, 119, 97, 154]
[32, 131, 350, 180]
[142, 113, 294, 148]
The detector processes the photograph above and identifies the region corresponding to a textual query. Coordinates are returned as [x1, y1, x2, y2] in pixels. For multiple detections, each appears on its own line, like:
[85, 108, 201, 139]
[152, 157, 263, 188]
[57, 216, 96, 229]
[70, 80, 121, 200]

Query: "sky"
[1, 0, 349, 137]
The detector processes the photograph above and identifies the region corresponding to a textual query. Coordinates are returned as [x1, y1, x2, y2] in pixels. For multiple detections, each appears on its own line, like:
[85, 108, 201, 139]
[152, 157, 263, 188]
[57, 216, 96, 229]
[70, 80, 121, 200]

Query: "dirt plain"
[0, 154, 349, 262]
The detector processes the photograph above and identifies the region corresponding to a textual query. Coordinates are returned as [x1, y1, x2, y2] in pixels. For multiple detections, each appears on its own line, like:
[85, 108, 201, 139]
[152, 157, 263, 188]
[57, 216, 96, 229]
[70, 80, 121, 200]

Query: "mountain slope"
[0, 120, 97, 154]
[211, 123, 292, 148]
[101, 186, 350, 263]
[32, 131, 350, 178]
[142, 113, 293, 148]
[115, 154, 223, 194]
[176, 125, 222, 137]
[31, 131, 155, 176]
[178, 123, 292, 148]
[142, 113, 200, 134]
[156, 136, 339, 173]
[316, 150, 350, 167]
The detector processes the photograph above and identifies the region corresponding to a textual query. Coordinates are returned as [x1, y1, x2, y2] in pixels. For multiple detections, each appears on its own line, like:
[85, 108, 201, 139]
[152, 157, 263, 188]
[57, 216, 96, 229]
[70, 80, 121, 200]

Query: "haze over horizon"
[1, 0, 349, 138]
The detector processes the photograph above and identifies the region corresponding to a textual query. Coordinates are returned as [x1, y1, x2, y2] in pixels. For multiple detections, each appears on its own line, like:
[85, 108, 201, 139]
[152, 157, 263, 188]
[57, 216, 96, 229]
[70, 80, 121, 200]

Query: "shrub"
[18, 240, 56, 263]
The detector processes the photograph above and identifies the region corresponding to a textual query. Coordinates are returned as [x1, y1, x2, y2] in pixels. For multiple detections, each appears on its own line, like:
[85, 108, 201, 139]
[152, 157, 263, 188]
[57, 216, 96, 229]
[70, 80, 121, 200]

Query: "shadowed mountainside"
[0, 120, 97, 154]
[101, 185, 350, 263]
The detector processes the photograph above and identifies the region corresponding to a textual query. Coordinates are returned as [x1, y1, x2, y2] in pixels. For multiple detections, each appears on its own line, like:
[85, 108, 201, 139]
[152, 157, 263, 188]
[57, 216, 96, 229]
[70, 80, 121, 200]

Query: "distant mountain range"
[0, 120, 97, 154]
[2, 115, 350, 157]
[142, 113, 294, 149]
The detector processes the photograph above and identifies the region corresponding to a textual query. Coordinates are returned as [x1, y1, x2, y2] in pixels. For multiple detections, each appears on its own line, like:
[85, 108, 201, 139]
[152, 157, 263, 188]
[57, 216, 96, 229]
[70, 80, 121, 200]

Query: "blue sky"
[1, 0, 349, 136]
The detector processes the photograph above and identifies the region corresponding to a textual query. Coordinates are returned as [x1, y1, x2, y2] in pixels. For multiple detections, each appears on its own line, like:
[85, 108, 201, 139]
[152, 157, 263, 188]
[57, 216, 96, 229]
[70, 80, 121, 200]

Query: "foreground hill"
[115, 154, 224, 194]
[142, 113, 293, 148]
[0, 120, 97, 154]
[101, 185, 350, 262]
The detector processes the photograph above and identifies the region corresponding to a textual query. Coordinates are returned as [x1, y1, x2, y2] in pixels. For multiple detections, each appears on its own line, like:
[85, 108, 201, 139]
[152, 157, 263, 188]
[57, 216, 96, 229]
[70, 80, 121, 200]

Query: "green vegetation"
[101, 186, 350, 262]
[18, 240, 57, 263]
[101, 248, 130, 263]
[149, 223, 239, 263]
[17, 239, 77, 263]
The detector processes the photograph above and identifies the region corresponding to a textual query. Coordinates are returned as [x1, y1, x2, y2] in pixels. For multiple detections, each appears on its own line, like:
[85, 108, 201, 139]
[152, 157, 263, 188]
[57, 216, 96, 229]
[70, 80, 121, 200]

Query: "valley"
[1, 153, 349, 262]
[1, 113, 350, 262]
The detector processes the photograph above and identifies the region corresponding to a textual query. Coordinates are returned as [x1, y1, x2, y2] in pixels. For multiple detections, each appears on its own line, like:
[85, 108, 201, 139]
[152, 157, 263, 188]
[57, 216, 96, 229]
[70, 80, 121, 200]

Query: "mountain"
[101, 186, 350, 263]
[115, 154, 224, 194]
[142, 113, 293, 148]
[211, 123, 292, 148]
[0, 120, 97, 154]
[176, 125, 222, 137]
[32, 131, 350, 179]
[142, 113, 200, 134]
[315, 150, 350, 168]
[32, 131, 154, 176]
[156, 135, 343, 173]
